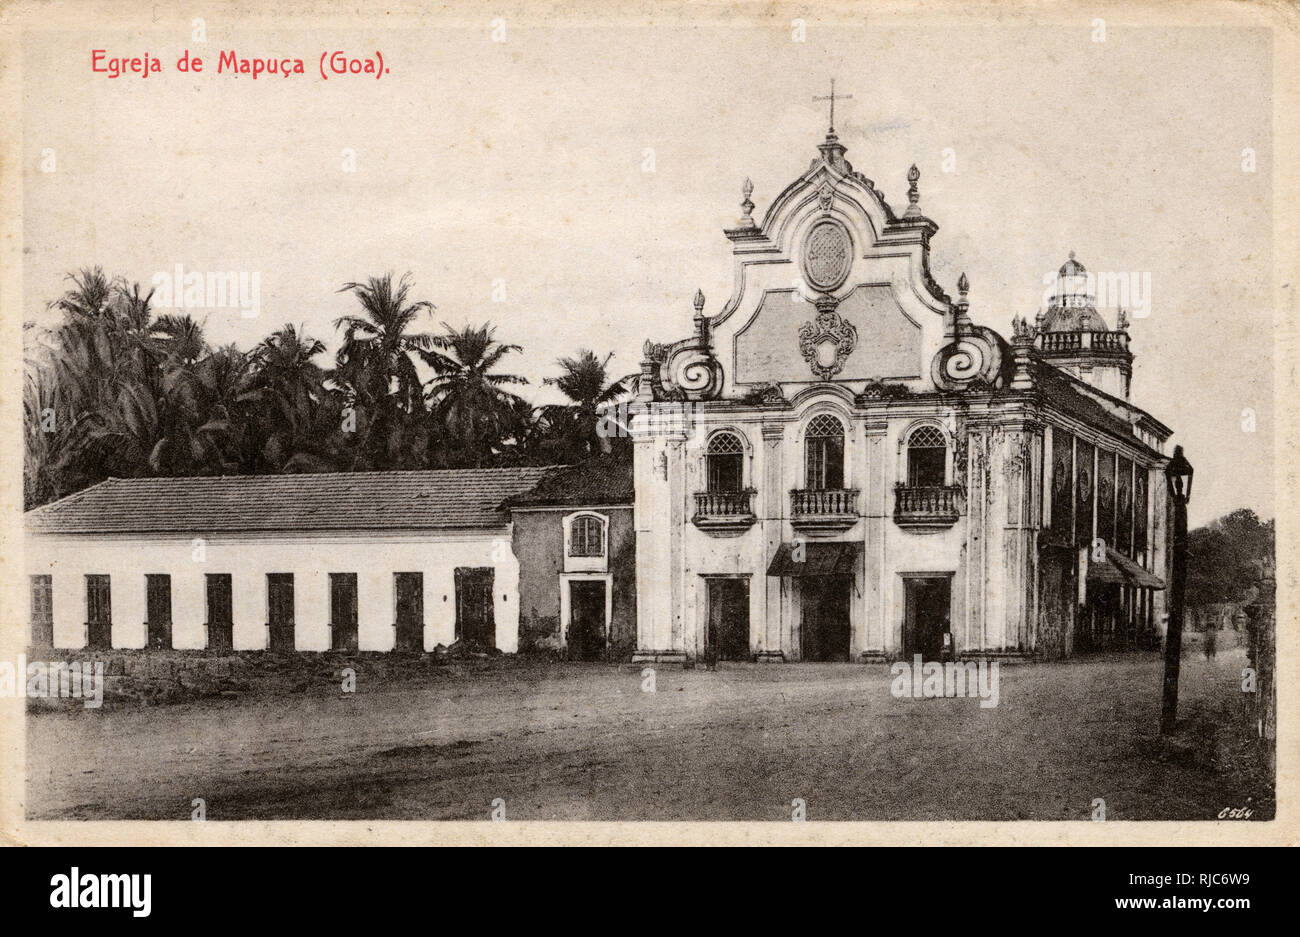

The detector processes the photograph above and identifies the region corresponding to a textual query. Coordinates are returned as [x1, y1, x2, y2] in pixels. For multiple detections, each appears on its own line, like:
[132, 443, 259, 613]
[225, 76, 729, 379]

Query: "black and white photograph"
[1, 0, 1294, 857]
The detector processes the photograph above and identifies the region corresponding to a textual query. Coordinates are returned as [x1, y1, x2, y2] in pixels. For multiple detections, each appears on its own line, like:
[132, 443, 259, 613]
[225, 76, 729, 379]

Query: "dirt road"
[25, 649, 1269, 821]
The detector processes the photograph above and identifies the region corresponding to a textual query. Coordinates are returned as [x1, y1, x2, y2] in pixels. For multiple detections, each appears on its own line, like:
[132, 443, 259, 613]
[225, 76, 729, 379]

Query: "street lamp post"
[1160, 445, 1194, 734]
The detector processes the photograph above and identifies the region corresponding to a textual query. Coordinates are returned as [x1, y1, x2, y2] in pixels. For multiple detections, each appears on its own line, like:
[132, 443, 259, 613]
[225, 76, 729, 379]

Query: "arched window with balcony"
[895, 424, 961, 529]
[805, 414, 846, 490]
[906, 425, 948, 487]
[706, 432, 745, 492]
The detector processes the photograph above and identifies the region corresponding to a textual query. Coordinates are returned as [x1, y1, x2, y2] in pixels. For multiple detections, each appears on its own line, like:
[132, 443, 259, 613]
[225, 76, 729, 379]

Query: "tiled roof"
[507, 451, 633, 508]
[1033, 362, 1167, 456]
[25, 467, 557, 535]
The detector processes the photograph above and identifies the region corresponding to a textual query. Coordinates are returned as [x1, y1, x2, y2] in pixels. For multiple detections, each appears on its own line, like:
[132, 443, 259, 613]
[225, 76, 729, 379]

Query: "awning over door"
[1087, 547, 1166, 590]
[767, 541, 860, 577]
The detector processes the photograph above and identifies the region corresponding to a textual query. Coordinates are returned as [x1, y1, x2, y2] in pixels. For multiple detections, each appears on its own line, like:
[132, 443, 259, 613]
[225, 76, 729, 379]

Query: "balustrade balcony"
[692, 489, 757, 532]
[893, 484, 963, 529]
[790, 488, 859, 533]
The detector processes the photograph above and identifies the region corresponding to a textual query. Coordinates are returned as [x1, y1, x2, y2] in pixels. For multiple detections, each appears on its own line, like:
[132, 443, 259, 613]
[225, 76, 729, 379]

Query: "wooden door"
[802, 575, 850, 661]
[145, 574, 172, 649]
[903, 577, 950, 659]
[455, 567, 495, 646]
[86, 575, 112, 650]
[206, 574, 233, 651]
[394, 572, 423, 652]
[330, 573, 359, 651]
[1036, 554, 1072, 658]
[568, 580, 607, 661]
[267, 573, 295, 651]
[30, 575, 53, 647]
[707, 578, 750, 662]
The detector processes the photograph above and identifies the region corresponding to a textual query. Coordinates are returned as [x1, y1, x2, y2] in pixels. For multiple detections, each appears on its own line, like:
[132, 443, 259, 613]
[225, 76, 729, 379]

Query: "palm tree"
[542, 349, 635, 461]
[333, 272, 436, 412]
[251, 324, 327, 412]
[32, 273, 162, 497]
[50, 267, 114, 323]
[23, 322, 62, 507]
[246, 325, 353, 473]
[425, 322, 528, 467]
[333, 272, 437, 468]
[152, 312, 207, 366]
[195, 343, 260, 471]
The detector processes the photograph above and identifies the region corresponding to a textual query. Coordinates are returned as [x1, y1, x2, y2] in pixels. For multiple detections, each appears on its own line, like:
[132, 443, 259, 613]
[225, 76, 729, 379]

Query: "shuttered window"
[86, 575, 111, 624]
[706, 432, 745, 492]
[30, 575, 53, 646]
[906, 425, 947, 487]
[805, 415, 845, 490]
[330, 573, 358, 627]
[569, 515, 606, 557]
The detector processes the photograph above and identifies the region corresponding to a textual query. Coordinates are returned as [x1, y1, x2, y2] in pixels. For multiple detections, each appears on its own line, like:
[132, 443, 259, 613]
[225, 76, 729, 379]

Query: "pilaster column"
[962, 428, 987, 650]
[757, 422, 786, 661]
[862, 417, 888, 657]
[631, 416, 689, 663]
[992, 418, 1041, 653]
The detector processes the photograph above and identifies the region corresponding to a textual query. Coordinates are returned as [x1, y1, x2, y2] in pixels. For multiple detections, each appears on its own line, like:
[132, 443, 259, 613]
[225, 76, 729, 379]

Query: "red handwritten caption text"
[90, 50, 389, 80]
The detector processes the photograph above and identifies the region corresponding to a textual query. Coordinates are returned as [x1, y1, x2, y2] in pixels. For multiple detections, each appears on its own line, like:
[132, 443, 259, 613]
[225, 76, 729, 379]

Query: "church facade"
[630, 123, 1172, 663]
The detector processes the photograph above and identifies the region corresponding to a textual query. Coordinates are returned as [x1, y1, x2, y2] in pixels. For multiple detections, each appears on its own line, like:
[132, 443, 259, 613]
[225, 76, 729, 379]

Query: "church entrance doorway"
[902, 575, 952, 659]
[801, 575, 851, 661]
[705, 577, 750, 662]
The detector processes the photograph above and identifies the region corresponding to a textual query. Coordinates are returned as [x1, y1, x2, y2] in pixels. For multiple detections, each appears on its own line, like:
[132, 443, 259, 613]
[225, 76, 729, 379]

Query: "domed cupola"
[1041, 251, 1109, 331]
[1033, 251, 1135, 398]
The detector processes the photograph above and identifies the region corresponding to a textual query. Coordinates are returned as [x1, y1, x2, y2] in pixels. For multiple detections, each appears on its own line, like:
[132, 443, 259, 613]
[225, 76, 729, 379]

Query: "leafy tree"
[1187, 508, 1275, 608]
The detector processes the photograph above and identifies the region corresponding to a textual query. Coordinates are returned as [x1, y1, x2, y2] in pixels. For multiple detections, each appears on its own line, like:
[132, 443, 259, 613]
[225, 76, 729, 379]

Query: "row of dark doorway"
[271, 568, 497, 652]
[703, 574, 953, 662]
[63, 568, 497, 652]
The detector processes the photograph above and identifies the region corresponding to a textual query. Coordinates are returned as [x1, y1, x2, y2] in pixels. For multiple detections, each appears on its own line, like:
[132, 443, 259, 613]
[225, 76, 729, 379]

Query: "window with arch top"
[805, 414, 846, 490]
[568, 514, 606, 558]
[906, 425, 948, 487]
[706, 432, 745, 492]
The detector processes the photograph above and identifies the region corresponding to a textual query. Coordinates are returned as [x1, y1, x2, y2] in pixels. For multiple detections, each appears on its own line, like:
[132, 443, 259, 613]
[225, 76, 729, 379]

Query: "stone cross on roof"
[813, 78, 853, 134]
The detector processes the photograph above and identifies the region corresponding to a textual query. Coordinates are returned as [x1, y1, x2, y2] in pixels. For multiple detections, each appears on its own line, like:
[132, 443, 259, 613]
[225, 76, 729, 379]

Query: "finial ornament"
[740, 177, 755, 224]
[904, 164, 923, 218]
[951, 273, 972, 336]
[693, 289, 706, 315]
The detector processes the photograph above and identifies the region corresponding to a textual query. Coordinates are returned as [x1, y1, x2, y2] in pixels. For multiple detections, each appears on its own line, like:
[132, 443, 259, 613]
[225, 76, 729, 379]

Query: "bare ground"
[25, 647, 1272, 821]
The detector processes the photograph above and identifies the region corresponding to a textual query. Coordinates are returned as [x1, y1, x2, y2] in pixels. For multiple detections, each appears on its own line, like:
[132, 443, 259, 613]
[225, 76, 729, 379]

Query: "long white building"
[25, 468, 549, 653]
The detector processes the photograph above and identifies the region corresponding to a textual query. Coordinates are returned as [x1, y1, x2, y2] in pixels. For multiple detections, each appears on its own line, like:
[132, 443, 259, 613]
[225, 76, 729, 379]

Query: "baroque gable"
[638, 125, 1011, 405]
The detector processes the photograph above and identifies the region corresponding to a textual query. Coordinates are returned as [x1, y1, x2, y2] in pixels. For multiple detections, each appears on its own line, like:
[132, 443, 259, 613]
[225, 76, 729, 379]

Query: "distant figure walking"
[1204, 626, 1217, 661]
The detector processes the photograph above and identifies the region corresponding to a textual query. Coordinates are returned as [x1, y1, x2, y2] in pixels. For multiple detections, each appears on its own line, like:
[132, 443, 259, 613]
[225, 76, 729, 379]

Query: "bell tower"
[1034, 252, 1134, 398]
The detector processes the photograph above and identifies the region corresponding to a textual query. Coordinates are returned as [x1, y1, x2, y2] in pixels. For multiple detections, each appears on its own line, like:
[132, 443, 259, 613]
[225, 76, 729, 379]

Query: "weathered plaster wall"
[513, 508, 637, 658]
[25, 529, 521, 653]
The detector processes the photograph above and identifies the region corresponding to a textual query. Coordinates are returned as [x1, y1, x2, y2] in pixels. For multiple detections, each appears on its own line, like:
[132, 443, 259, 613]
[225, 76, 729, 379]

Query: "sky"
[20, 13, 1274, 527]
